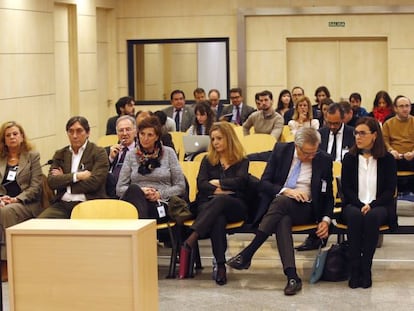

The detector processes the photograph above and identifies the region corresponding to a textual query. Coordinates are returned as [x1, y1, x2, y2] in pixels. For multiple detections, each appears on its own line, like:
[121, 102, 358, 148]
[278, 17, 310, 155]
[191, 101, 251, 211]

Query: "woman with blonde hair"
[288, 95, 320, 135]
[0, 121, 43, 281]
[179, 122, 250, 285]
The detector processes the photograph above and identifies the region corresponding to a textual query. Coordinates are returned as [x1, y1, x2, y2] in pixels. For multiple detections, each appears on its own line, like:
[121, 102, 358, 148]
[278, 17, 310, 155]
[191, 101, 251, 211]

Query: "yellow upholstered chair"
[248, 161, 267, 179]
[179, 161, 201, 203]
[280, 125, 294, 143]
[71, 199, 138, 219]
[241, 133, 276, 155]
[97, 134, 118, 148]
[192, 151, 208, 162]
[170, 131, 186, 161]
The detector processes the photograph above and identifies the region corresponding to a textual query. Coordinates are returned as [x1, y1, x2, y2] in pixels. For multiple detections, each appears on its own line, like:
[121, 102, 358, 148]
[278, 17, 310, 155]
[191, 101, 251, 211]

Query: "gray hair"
[116, 115, 136, 129]
[294, 127, 321, 148]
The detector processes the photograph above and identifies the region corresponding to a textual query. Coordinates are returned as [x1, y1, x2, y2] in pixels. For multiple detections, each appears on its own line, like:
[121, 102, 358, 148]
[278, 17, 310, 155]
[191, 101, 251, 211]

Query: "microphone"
[42, 160, 54, 167]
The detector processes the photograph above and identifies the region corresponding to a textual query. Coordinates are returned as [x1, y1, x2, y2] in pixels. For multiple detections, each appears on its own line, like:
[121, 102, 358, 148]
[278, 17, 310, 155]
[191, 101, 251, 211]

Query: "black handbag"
[321, 241, 350, 282]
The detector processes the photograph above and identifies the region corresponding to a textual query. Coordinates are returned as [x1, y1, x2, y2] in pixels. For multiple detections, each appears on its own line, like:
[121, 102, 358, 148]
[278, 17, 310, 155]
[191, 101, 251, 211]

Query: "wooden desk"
[6, 219, 158, 311]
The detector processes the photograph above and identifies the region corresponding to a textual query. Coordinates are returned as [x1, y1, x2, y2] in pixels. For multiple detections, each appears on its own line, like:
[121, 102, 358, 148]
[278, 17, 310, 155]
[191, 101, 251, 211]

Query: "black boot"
[348, 257, 361, 289]
[361, 255, 373, 288]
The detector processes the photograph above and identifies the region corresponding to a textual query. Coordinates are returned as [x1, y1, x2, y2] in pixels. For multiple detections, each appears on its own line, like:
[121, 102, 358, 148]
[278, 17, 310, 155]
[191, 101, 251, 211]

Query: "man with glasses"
[38, 116, 109, 218]
[382, 95, 414, 193]
[228, 127, 333, 296]
[221, 87, 255, 125]
[106, 115, 137, 197]
[296, 103, 355, 251]
[208, 89, 224, 121]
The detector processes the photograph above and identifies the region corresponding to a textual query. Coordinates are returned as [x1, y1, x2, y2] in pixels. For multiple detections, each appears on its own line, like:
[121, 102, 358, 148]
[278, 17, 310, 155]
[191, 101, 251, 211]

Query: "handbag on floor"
[321, 241, 349, 282]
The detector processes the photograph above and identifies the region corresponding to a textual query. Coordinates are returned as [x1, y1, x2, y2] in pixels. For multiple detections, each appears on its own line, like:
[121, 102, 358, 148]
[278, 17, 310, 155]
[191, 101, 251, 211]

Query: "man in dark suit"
[162, 90, 195, 132]
[227, 127, 333, 296]
[106, 96, 136, 135]
[208, 89, 225, 121]
[106, 115, 137, 198]
[220, 87, 255, 125]
[296, 102, 355, 251]
[38, 116, 109, 218]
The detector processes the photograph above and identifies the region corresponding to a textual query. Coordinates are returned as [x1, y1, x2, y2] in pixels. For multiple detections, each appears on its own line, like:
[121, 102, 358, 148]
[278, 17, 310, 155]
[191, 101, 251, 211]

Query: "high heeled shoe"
[226, 253, 251, 270]
[178, 244, 191, 279]
[215, 265, 227, 286]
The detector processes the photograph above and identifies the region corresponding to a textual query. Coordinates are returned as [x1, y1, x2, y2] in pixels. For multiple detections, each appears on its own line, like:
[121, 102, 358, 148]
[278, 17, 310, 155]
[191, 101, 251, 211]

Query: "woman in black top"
[179, 122, 249, 285]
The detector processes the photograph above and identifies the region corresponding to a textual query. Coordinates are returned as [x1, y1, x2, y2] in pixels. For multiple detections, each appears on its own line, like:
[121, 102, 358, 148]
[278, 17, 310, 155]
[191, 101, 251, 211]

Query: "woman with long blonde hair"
[179, 122, 250, 285]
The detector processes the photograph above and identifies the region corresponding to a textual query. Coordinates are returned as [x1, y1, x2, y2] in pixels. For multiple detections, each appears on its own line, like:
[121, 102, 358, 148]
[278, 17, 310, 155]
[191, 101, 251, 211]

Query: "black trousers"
[343, 204, 387, 271]
[258, 195, 313, 270]
[191, 195, 247, 265]
[120, 184, 159, 219]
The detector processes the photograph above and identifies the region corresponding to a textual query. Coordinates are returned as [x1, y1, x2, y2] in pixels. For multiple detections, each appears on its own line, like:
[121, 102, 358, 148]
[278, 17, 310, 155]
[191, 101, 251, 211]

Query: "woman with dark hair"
[368, 90, 394, 124]
[276, 89, 293, 123]
[187, 101, 214, 135]
[0, 121, 43, 281]
[116, 116, 185, 219]
[179, 122, 249, 285]
[341, 116, 397, 289]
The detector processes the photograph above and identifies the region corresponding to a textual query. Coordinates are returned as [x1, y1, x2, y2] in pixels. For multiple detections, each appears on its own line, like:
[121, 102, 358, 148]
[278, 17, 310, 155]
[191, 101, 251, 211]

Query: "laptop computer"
[182, 135, 210, 154]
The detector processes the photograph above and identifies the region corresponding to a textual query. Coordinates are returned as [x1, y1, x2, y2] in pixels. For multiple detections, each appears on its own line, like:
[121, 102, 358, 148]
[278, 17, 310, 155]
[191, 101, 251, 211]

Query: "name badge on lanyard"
[7, 166, 18, 181]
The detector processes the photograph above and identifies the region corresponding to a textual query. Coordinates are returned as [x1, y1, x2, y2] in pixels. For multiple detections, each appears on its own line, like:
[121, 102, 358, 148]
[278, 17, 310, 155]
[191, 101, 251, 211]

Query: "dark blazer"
[319, 124, 355, 159]
[0, 151, 43, 216]
[196, 157, 249, 205]
[254, 142, 334, 224]
[162, 105, 195, 132]
[106, 115, 119, 135]
[214, 102, 226, 121]
[48, 141, 109, 201]
[221, 103, 256, 125]
[341, 151, 398, 230]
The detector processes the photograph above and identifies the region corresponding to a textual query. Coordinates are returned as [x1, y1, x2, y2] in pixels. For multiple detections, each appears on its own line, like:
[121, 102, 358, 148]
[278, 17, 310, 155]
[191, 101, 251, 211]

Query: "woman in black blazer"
[341, 117, 397, 289]
[179, 122, 249, 285]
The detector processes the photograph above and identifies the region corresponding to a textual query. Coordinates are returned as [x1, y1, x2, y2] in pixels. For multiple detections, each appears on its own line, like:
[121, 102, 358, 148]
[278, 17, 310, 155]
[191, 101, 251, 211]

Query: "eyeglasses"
[230, 95, 240, 100]
[67, 128, 85, 136]
[298, 146, 320, 157]
[117, 128, 134, 134]
[353, 130, 372, 137]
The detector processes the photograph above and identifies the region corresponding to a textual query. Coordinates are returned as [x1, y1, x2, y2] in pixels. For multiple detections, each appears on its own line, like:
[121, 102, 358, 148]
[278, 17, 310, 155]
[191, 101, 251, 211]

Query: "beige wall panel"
[54, 5, 69, 41]
[391, 86, 414, 101]
[0, 0, 52, 11]
[118, 52, 127, 88]
[246, 51, 285, 86]
[0, 10, 53, 53]
[389, 15, 414, 48]
[0, 54, 54, 99]
[246, 17, 287, 50]
[78, 15, 97, 53]
[78, 53, 97, 91]
[338, 39, 387, 106]
[229, 50, 238, 88]
[389, 49, 414, 85]
[117, 0, 234, 17]
[78, 90, 101, 138]
[77, 0, 97, 15]
[116, 16, 234, 52]
[287, 40, 338, 99]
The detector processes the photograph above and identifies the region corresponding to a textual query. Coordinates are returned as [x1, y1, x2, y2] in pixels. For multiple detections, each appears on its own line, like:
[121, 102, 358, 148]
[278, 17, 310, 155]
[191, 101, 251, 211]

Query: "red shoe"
[179, 244, 191, 279]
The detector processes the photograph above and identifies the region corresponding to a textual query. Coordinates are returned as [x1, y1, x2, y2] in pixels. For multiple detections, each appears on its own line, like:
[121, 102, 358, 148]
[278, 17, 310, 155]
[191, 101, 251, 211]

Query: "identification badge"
[321, 179, 327, 193]
[157, 202, 166, 218]
[7, 169, 17, 181]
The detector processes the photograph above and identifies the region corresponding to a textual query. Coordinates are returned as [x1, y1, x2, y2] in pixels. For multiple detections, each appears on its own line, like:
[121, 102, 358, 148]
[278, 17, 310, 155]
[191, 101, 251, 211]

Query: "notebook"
[182, 135, 210, 154]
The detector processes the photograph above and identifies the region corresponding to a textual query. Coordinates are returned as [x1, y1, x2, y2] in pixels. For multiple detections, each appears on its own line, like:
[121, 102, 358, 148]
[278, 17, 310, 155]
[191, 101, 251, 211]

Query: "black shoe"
[295, 236, 327, 251]
[361, 271, 372, 288]
[215, 266, 227, 286]
[284, 278, 302, 296]
[348, 276, 361, 289]
[226, 254, 251, 270]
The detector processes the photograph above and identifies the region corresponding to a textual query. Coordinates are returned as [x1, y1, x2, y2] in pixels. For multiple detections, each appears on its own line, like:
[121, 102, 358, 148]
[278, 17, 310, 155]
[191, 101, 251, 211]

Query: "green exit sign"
[328, 21, 345, 27]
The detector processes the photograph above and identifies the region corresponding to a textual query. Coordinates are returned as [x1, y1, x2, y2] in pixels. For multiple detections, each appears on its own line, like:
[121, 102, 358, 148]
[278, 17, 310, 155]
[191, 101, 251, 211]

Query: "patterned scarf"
[135, 140, 162, 175]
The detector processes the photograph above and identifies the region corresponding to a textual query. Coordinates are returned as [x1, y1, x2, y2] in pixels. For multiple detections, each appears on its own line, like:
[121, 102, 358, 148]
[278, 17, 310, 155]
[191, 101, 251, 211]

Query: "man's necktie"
[112, 148, 128, 181]
[236, 106, 241, 125]
[285, 160, 302, 189]
[175, 109, 181, 131]
[331, 133, 337, 160]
